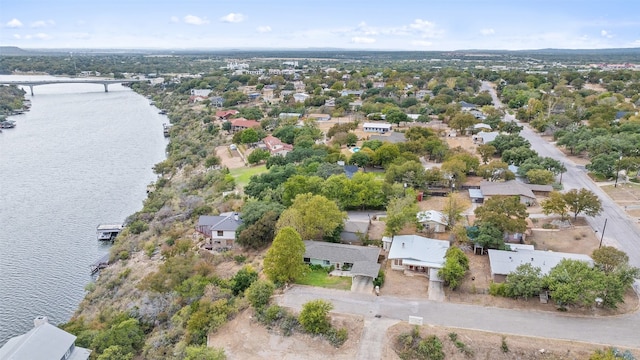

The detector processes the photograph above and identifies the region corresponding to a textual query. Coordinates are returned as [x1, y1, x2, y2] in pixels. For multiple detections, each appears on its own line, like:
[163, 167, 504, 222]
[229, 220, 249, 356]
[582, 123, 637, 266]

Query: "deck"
[90, 253, 110, 274]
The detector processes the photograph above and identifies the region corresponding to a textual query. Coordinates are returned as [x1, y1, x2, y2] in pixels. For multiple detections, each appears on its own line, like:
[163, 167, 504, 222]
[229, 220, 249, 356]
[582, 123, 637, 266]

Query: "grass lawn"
[296, 267, 352, 290]
[230, 165, 267, 187]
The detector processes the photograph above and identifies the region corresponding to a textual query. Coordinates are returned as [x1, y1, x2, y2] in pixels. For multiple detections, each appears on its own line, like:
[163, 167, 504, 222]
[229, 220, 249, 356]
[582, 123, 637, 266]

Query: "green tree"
[237, 211, 279, 249]
[438, 247, 469, 290]
[247, 148, 270, 165]
[186, 299, 234, 345]
[263, 227, 306, 284]
[386, 108, 410, 128]
[563, 188, 603, 220]
[449, 112, 476, 135]
[373, 143, 401, 168]
[474, 196, 528, 234]
[97, 345, 134, 360]
[349, 150, 372, 169]
[231, 266, 258, 296]
[504, 263, 544, 300]
[477, 144, 496, 164]
[443, 192, 469, 229]
[277, 193, 347, 241]
[384, 193, 419, 238]
[245, 280, 275, 310]
[240, 128, 260, 144]
[184, 345, 226, 360]
[546, 259, 605, 309]
[591, 246, 629, 273]
[540, 191, 570, 221]
[525, 169, 555, 185]
[298, 299, 334, 334]
[92, 318, 145, 356]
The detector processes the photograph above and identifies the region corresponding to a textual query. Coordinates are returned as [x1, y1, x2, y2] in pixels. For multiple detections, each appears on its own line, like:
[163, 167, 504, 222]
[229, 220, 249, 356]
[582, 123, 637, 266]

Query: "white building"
[363, 122, 392, 133]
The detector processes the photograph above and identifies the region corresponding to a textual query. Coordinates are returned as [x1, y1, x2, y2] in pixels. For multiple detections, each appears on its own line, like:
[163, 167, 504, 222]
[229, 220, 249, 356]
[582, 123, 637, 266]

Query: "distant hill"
[0, 46, 31, 56]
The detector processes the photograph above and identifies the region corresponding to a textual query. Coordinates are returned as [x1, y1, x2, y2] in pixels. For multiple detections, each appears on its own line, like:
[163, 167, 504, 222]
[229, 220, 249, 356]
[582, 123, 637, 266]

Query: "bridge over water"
[0, 79, 145, 95]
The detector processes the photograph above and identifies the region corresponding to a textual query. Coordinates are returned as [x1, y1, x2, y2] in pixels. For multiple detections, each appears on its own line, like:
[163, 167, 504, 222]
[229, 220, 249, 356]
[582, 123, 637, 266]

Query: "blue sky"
[1, 0, 639, 50]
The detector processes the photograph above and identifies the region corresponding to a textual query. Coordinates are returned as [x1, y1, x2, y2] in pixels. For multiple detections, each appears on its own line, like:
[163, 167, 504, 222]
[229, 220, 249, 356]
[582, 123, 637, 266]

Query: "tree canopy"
[263, 227, 306, 284]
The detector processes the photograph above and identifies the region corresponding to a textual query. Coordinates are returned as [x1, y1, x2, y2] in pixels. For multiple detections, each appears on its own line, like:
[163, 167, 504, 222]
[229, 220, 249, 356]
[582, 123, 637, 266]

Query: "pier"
[0, 79, 145, 95]
[89, 253, 110, 275]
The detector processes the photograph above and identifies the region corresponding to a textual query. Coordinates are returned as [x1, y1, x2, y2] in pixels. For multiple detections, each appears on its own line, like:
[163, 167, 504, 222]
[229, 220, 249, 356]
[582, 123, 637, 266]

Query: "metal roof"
[416, 210, 447, 225]
[0, 321, 90, 360]
[387, 235, 450, 269]
[197, 213, 242, 232]
[304, 240, 381, 278]
[488, 249, 593, 276]
[468, 188, 483, 199]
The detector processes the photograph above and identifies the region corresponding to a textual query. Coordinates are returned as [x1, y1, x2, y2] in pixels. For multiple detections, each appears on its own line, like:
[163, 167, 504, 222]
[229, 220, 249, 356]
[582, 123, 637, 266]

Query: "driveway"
[277, 285, 640, 349]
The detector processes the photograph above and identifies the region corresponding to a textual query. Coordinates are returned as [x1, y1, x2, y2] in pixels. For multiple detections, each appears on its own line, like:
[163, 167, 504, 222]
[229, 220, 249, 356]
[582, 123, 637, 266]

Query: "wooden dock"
[90, 253, 110, 275]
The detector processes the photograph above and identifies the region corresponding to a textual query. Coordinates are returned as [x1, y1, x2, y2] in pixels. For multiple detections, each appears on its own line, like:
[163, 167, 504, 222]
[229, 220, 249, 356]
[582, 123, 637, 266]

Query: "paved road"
[481, 81, 640, 270]
[277, 286, 640, 349]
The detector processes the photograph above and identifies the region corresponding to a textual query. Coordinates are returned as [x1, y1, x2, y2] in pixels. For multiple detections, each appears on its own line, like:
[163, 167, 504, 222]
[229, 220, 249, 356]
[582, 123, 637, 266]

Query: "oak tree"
[263, 227, 306, 284]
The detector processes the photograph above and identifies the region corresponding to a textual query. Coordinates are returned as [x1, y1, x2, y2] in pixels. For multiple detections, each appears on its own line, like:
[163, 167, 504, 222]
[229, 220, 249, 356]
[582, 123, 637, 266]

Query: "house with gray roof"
[473, 131, 500, 144]
[303, 240, 381, 280]
[479, 180, 537, 205]
[386, 235, 450, 281]
[340, 219, 370, 243]
[196, 212, 242, 249]
[0, 316, 91, 360]
[488, 248, 593, 283]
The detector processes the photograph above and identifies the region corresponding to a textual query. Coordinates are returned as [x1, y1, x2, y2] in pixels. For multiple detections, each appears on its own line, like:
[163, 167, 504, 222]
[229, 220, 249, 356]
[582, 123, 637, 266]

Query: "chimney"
[402, 242, 405, 248]
[233, 213, 239, 221]
[34, 316, 49, 327]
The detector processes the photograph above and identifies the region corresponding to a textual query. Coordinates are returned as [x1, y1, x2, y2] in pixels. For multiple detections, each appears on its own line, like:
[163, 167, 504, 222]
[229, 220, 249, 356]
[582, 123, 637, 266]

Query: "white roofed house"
[196, 212, 243, 250]
[488, 248, 593, 283]
[0, 316, 91, 360]
[416, 210, 448, 233]
[363, 122, 392, 133]
[385, 235, 450, 281]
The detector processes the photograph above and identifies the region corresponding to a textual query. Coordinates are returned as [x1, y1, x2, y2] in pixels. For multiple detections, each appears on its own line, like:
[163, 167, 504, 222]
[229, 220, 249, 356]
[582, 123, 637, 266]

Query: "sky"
[1, 0, 639, 51]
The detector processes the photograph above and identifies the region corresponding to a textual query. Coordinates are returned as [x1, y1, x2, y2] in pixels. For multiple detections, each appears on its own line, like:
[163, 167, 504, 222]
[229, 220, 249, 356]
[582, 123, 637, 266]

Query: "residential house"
[196, 212, 242, 249]
[261, 135, 293, 156]
[341, 219, 370, 243]
[210, 96, 225, 108]
[488, 247, 593, 282]
[293, 93, 310, 103]
[370, 132, 406, 144]
[303, 240, 381, 284]
[324, 98, 336, 107]
[191, 89, 212, 97]
[230, 118, 261, 132]
[0, 316, 91, 360]
[340, 90, 364, 97]
[416, 89, 432, 99]
[279, 112, 302, 120]
[473, 131, 500, 144]
[479, 180, 537, 205]
[385, 235, 450, 281]
[459, 101, 477, 111]
[416, 210, 448, 233]
[363, 122, 392, 133]
[215, 109, 239, 120]
[307, 113, 331, 121]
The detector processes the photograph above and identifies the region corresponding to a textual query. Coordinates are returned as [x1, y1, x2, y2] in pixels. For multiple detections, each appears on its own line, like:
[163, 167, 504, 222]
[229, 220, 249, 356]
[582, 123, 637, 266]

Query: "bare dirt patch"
[207, 309, 362, 360]
[216, 145, 245, 169]
[379, 260, 429, 298]
[383, 322, 640, 360]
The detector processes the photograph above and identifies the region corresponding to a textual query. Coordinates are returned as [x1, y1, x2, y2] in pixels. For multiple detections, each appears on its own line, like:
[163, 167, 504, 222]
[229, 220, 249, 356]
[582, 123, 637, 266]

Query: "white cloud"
[480, 28, 495, 36]
[6, 18, 23, 28]
[220, 13, 245, 23]
[408, 19, 442, 38]
[13, 34, 21, 39]
[351, 36, 376, 44]
[601, 30, 613, 38]
[33, 33, 52, 40]
[411, 40, 433, 47]
[183, 15, 209, 25]
[170, 16, 180, 23]
[257, 25, 272, 33]
[31, 20, 55, 28]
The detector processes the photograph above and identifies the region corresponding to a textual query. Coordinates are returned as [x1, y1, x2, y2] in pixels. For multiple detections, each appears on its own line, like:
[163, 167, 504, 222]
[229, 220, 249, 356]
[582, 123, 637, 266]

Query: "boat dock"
[163, 123, 172, 137]
[90, 253, 110, 274]
[96, 223, 123, 241]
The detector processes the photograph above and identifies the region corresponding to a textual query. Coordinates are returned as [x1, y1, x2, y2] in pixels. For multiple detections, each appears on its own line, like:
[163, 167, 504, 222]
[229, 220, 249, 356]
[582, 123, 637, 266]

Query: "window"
[217, 230, 224, 236]
[303, 257, 310, 263]
[323, 260, 330, 265]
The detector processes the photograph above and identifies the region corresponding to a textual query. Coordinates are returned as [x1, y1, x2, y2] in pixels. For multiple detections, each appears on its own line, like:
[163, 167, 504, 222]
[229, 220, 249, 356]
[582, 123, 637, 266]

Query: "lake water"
[0, 76, 167, 344]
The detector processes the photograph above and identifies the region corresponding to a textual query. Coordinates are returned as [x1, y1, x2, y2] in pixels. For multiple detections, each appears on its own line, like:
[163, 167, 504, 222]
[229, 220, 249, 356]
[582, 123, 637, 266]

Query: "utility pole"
[599, 218, 608, 248]
[614, 155, 622, 188]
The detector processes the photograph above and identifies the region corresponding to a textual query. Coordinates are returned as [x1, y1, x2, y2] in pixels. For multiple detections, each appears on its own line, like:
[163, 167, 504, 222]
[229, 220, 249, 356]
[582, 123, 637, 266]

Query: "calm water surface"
[0, 76, 167, 344]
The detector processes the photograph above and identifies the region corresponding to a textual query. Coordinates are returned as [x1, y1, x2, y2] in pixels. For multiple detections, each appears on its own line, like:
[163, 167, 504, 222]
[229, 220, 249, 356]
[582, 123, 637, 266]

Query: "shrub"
[488, 282, 507, 297]
[373, 269, 385, 288]
[245, 280, 275, 310]
[118, 251, 129, 260]
[325, 327, 348, 348]
[129, 220, 149, 234]
[234, 255, 247, 264]
[298, 299, 334, 335]
[501, 336, 509, 353]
